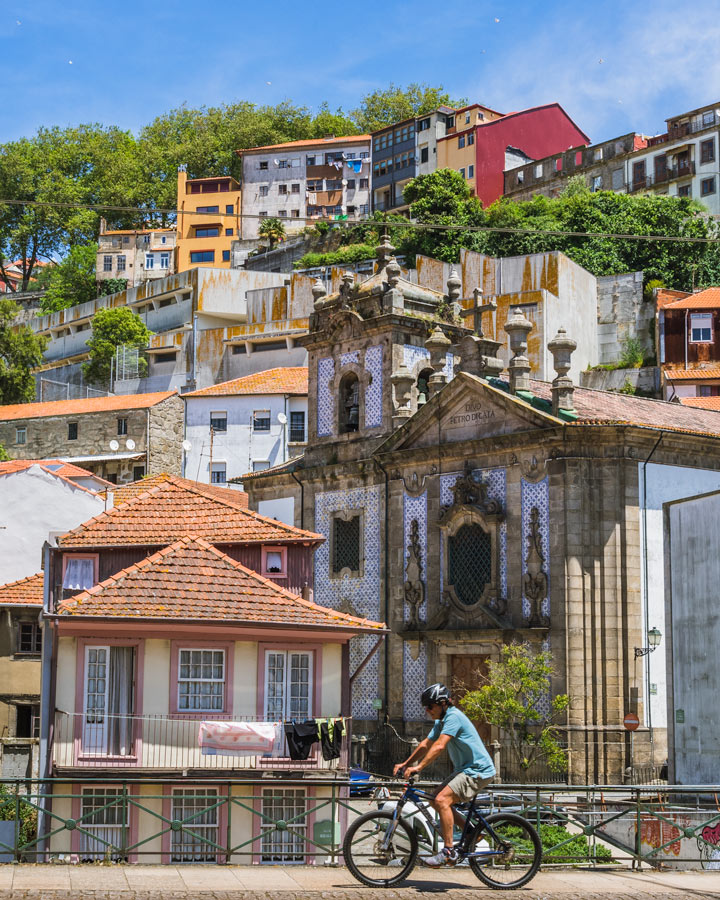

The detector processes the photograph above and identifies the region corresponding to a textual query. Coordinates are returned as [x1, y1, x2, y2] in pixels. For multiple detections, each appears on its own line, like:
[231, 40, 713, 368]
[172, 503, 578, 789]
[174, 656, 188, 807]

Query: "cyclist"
[393, 683, 496, 867]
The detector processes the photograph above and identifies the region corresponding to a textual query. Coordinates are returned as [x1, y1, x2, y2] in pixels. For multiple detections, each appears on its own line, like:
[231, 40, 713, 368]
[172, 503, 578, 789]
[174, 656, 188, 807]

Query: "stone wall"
[147, 394, 184, 475]
[596, 272, 654, 364]
[580, 367, 661, 396]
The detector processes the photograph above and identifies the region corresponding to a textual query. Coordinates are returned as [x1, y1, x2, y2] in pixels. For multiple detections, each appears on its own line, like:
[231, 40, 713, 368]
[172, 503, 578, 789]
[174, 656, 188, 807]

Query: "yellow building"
[176, 168, 242, 272]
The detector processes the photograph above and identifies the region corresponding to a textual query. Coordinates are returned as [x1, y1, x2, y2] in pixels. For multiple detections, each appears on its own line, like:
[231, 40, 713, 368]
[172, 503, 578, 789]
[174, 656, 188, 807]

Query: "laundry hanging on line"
[199, 720, 280, 756]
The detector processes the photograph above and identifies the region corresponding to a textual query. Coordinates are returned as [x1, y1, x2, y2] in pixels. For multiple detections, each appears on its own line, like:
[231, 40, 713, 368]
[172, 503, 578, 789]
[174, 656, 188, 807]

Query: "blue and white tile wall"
[402, 345, 455, 380]
[317, 357, 335, 437]
[364, 345, 383, 428]
[439, 468, 507, 604]
[520, 476, 550, 620]
[340, 350, 360, 367]
[314, 486, 382, 720]
[402, 490, 428, 721]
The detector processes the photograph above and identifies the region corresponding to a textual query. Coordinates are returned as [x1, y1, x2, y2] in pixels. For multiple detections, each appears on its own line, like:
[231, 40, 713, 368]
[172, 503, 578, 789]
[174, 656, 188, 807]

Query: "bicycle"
[343, 775, 542, 889]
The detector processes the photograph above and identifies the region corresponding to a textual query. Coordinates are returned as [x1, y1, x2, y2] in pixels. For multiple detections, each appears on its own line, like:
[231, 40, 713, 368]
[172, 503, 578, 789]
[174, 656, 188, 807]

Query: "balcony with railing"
[628, 162, 697, 192]
[52, 712, 349, 773]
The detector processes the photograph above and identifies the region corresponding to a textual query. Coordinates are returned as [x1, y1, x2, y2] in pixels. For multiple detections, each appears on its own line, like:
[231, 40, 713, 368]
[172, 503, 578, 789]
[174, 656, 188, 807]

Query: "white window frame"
[691, 312, 713, 343]
[117, 255, 126, 272]
[263, 650, 313, 721]
[79, 786, 127, 862]
[210, 462, 227, 484]
[209, 411, 227, 432]
[83, 645, 110, 753]
[145, 253, 154, 270]
[177, 648, 226, 712]
[15, 426, 26, 445]
[160, 252, 170, 269]
[103, 255, 113, 272]
[253, 409, 271, 432]
[171, 788, 218, 863]
[260, 788, 307, 863]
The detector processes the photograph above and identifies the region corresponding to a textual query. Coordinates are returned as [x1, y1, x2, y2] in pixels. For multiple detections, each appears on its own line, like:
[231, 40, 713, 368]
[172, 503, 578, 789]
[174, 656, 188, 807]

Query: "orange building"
[176, 167, 242, 271]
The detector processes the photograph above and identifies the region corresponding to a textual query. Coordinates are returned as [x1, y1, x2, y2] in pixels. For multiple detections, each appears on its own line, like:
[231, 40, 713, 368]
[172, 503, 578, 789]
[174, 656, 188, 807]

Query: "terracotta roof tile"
[110, 472, 248, 507]
[0, 459, 112, 485]
[664, 367, 720, 380]
[57, 536, 384, 631]
[184, 368, 308, 398]
[0, 572, 44, 606]
[663, 288, 720, 309]
[680, 396, 720, 411]
[58, 475, 320, 547]
[236, 135, 370, 154]
[0, 391, 177, 422]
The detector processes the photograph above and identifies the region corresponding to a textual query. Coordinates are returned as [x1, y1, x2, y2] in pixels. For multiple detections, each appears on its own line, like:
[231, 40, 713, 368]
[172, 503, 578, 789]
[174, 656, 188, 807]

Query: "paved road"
[1, 865, 720, 899]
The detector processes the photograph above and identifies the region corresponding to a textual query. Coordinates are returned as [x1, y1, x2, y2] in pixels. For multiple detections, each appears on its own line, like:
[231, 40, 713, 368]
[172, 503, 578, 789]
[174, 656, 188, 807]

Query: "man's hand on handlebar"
[392, 763, 406, 776]
[403, 765, 421, 778]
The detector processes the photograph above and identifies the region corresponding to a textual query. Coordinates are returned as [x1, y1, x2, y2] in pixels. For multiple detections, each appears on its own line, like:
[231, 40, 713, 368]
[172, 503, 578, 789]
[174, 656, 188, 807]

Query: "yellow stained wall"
[177, 170, 242, 273]
[436, 132, 477, 193]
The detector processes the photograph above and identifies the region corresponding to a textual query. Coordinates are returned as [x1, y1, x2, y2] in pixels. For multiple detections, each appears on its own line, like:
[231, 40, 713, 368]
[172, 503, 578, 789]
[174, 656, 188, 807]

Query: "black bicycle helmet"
[421, 683, 451, 707]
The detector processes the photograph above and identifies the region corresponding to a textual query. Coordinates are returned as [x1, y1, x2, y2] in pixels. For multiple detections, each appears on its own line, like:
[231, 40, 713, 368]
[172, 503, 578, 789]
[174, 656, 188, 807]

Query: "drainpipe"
[38, 541, 57, 859]
[290, 469, 304, 530]
[685, 310, 689, 371]
[373, 457, 391, 723]
[283, 394, 289, 463]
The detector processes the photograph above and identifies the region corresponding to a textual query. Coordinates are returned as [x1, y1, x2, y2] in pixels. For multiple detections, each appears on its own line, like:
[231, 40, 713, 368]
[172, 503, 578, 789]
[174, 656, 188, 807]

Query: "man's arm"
[393, 737, 432, 775]
[404, 734, 451, 776]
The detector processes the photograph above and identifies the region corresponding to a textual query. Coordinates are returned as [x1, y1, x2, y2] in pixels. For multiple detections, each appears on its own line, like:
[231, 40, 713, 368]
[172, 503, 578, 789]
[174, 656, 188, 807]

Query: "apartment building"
[236, 135, 371, 239]
[372, 104, 503, 212]
[96, 220, 177, 288]
[504, 102, 720, 213]
[176, 168, 242, 270]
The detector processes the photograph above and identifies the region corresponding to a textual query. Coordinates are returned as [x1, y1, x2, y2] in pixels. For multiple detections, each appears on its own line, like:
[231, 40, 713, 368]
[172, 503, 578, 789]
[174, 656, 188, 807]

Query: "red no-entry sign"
[623, 713, 640, 731]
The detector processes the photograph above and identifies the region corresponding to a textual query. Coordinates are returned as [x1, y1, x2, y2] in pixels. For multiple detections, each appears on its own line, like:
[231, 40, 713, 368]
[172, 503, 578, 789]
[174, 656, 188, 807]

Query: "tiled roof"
[680, 396, 720, 411]
[184, 367, 308, 397]
[0, 391, 177, 422]
[664, 368, 720, 380]
[0, 459, 111, 485]
[236, 135, 370, 153]
[58, 475, 321, 547]
[237, 455, 303, 482]
[110, 472, 248, 507]
[664, 288, 720, 309]
[57, 536, 384, 631]
[0, 572, 44, 606]
[655, 288, 690, 309]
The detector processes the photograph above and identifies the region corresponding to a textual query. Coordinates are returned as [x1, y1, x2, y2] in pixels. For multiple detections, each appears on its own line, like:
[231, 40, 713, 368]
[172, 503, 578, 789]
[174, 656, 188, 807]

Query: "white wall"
[184, 393, 307, 484]
[257, 497, 295, 526]
[640, 462, 720, 730]
[0, 467, 106, 583]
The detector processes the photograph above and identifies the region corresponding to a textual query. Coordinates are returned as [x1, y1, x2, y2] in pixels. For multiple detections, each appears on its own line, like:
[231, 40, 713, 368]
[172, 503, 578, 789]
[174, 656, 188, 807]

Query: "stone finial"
[385, 256, 401, 289]
[446, 268, 462, 303]
[391, 364, 415, 428]
[547, 327, 577, 415]
[504, 308, 533, 394]
[376, 233, 396, 271]
[425, 326, 452, 396]
[311, 277, 327, 309]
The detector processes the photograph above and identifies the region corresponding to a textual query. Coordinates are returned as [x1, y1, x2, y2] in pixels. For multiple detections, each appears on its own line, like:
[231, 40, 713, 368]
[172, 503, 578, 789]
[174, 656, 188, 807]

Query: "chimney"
[503, 308, 532, 394]
[547, 327, 577, 416]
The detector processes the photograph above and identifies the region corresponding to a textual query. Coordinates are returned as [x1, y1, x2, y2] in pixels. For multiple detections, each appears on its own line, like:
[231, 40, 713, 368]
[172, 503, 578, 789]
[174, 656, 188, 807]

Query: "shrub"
[618, 337, 645, 369]
[293, 243, 377, 269]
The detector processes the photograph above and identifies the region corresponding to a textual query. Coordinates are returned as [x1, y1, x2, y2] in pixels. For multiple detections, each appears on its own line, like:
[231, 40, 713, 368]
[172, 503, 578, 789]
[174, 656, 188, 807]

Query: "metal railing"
[53, 712, 348, 772]
[628, 162, 697, 192]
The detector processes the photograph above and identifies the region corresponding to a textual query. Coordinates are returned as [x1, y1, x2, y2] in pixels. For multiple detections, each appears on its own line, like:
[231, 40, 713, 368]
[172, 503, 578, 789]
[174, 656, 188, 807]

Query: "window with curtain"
[83, 645, 135, 756]
[264, 651, 312, 720]
[63, 557, 95, 591]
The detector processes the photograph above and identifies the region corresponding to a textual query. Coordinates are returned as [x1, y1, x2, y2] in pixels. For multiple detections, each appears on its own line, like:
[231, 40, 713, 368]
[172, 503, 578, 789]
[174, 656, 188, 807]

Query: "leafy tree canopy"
[39, 243, 97, 313]
[0, 298, 47, 404]
[83, 307, 151, 387]
[257, 217, 286, 247]
[351, 83, 467, 132]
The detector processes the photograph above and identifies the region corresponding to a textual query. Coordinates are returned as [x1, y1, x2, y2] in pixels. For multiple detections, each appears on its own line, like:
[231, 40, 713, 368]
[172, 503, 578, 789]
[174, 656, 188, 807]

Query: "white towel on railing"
[199, 720, 279, 755]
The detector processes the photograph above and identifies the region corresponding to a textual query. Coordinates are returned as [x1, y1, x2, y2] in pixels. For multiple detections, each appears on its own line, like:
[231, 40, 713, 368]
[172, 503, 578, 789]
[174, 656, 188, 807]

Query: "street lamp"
[634, 626, 662, 659]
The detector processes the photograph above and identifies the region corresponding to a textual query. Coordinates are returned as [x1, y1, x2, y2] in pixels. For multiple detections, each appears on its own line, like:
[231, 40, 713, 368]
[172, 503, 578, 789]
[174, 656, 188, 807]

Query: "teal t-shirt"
[428, 705, 496, 779]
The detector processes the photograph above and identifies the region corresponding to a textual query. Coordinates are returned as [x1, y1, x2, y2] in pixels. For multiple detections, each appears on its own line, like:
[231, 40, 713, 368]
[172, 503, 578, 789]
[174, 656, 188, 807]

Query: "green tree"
[351, 83, 467, 132]
[258, 217, 286, 247]
[0, 298, 47, 403]
[0, 442, 9, 461]
[39, 243, 98, 313]
[83, 307, 151, 387]
[459, 643, 570, 774]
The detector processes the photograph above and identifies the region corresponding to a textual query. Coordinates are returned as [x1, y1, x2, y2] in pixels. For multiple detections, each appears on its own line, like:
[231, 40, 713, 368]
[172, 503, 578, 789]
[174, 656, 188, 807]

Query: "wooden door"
[451, 654, 491, 745]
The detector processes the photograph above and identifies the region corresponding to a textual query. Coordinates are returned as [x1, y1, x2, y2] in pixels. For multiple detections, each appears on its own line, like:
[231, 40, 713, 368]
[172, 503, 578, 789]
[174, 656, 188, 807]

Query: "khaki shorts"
[438, 771, 494, 802]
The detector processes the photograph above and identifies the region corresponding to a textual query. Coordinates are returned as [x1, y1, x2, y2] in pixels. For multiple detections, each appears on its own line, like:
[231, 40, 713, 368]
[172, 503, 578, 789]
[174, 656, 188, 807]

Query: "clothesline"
[198, 717, 349, 761]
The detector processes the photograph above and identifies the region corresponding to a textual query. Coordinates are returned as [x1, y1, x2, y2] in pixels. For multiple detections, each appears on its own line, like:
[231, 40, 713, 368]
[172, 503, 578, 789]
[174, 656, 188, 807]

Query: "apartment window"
[306, 156, 316, 166]
[703, 110, 716, 126]
[159, 235, 167, 245]
[190, 250, 215, 263]
[277, 210, 287, 217]
[261, 789, 307, 863]
[307, 179, 322, 191]
[63, 555, 96, 592]
[259, 185, 269, 197]
[468, 165, 474, 178]
[133, 466, 145, 480]
[145, 253, 155, 269]
[194, 227, 219, 238]
[117, 417, 128, 436]
[347, 179, 356, 190]
[594, 147, 603, 162]
[278, 184, 288, 195]
[359, 203, 369, 214]
[291, 183, 300, 193]
[691, 312, 713, 343]
[258, 211, 268, 218]
[592, 175, 603, 192]
[80, 788, 128, 862]
[264, 651, 312, 720]
[459, 168, 466, 179]
[702, 177, 716, 196]
[678, 184, 692, 197]
[225, 228, 233, 237]
[210, 411, 227, 432]
[15, 427, 25, 445]
[253, 409, 271, 432]
[465, 112, 471, 124]
[252, 460, 270, 471]
[262, 546, 286, 576]
[468, 133, 474, 146]
[103, 255, 112, 272]
[326, 179, 342, 190]
[210, 462, 226, 484]
[612, 168, 624, 189]
[535, 164, 543, 179]
[160, 252, 170, 268]
[420, 147, 429, 164]
[178, 648, 225, 711]
[457, 135, 466, 149]
[277, 159, 289, 168]
[359, 178, 368, 189]
[117, 255, 126, 272]
[419, 118, 430, 131]
[291, 209, 300, 218]
[289, 410, 305, 443]
[171, 789, 218, 863]
[15, 703, 40, 738]
[143, 235, 150, 244]
[17, 622, 41, 655]
[123, 236, 129, 244]
[68, 422, 78, 441]
[259, 161, 269, 170]
[196, 205, 219, 213]
[701, 139, 715, 164]
[225, 204, 234, 214]
[332, 511, 362, 576]
[222, 250, 230, 261]
[699, 385, 720, 397]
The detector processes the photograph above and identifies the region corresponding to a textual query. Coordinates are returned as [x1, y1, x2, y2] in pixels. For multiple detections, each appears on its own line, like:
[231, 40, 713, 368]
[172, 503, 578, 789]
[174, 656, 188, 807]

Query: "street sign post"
[623, 712, 640, 731]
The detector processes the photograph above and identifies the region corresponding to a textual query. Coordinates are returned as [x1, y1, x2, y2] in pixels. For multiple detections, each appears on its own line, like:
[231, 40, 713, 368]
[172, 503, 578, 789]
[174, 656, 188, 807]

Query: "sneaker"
[421, 847, 459, 868]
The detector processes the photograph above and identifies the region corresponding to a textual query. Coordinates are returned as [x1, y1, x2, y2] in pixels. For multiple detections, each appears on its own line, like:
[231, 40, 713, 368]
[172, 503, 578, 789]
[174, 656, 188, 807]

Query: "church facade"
[243, 239, 720, 784]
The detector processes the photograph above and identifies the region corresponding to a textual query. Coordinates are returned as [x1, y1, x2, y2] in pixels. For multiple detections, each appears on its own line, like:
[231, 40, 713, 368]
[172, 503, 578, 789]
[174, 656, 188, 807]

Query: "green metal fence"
[2, 778, 720, 868]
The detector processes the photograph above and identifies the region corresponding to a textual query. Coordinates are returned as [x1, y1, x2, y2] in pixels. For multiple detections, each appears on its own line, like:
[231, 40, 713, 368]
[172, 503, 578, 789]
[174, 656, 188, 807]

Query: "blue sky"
[1, 0, 719, 145]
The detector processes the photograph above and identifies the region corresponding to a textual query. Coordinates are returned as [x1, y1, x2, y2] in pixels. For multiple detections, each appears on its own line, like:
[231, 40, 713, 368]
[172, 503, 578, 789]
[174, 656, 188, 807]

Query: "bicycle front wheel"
[343, 810, 418, 887]
[467, 812, 542, 889]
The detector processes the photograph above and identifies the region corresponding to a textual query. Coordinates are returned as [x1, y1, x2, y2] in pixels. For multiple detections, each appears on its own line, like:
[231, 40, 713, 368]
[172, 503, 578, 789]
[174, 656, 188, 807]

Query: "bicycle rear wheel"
[343, 810, 418, 887]
[467, 812, 542, 889]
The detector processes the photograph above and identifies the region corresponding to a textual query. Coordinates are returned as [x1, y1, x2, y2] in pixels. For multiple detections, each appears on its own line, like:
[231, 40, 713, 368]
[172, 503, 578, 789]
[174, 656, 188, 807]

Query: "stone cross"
[460, 287, 498, 335]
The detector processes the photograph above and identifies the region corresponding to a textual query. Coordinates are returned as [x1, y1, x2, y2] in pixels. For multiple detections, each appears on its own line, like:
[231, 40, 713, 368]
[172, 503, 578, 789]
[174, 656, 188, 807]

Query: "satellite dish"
[109, 440, 119, 452]
[182, 440, 192, 452]
[126, 439, 136, 451]
[277, 412, 287, 425]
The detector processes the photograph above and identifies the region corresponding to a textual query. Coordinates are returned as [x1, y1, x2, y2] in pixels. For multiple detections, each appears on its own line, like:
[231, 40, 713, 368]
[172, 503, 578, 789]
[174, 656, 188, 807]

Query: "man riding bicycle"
[393, 683, 496, 867]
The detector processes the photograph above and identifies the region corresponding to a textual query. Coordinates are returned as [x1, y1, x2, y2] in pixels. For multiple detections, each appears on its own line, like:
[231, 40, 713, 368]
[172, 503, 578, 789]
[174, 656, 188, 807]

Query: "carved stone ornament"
[440, 461, 503, 522]
[404, 518, 425, 630]
[524, 506, 549, 627]
[520, 455, 547, 483]
[402, 471, 428, 495]
[325, 310, 363, 344]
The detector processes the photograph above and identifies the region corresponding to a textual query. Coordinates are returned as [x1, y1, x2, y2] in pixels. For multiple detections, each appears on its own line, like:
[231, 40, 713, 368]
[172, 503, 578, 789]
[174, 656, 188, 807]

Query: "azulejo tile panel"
[401, 345, 455, 381]
[340, 350, 360, 368]
[314, 486, 381, 720]
[317, 357, 335, 437]
[403, 641, 428, 721]
[521, 476, 550, 620]
[364, 345, 383, 429]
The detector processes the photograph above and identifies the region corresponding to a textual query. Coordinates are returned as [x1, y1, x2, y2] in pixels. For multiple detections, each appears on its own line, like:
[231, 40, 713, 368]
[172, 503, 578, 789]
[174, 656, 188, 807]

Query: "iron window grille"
[447, 524, 492, 606]
[289, 411, 305, 442]
[332, 514, 361, 575]
[253, 410, 271, 432]
[210, 412, 227, 432]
